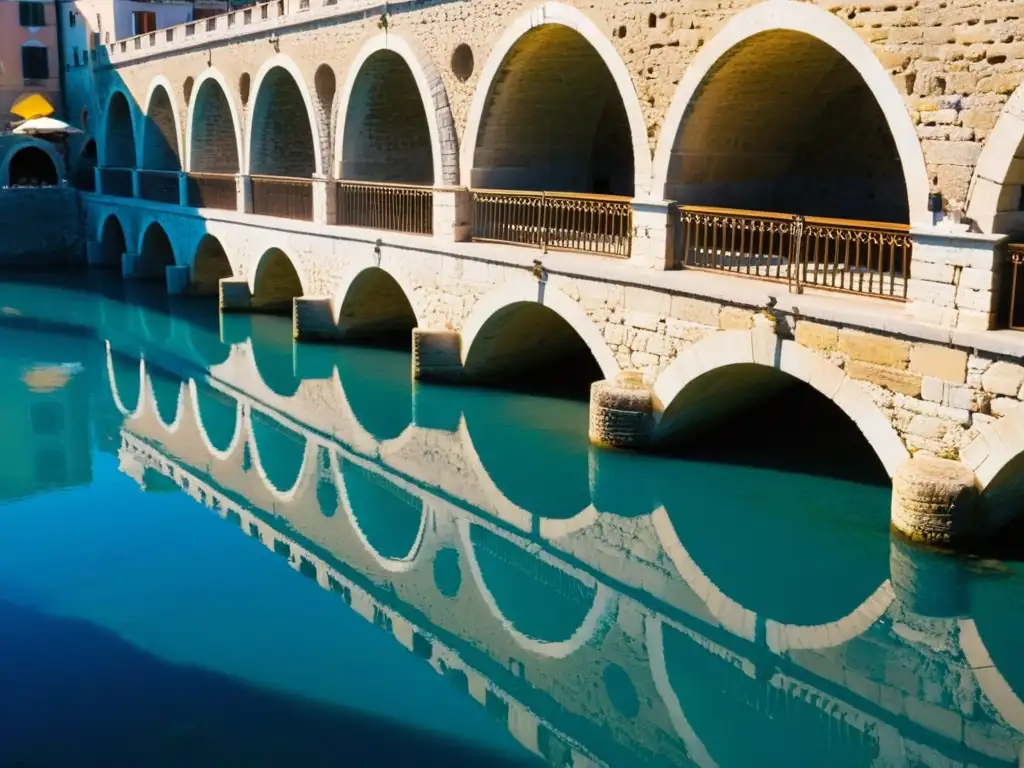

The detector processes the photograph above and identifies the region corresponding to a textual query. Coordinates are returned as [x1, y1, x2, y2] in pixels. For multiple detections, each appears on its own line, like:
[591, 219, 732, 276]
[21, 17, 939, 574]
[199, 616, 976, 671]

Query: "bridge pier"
[432, 187, 472, 242]
[588, 372, 654, 449]
[889, 536, 968, 618]
[293, 296, 338, 342]
[629, 201, 676, 270]
[165, 265, 191, 295]
[219, 277, 252, 313]
[412, 329, 464, 383]
[891, 454, 979, 546]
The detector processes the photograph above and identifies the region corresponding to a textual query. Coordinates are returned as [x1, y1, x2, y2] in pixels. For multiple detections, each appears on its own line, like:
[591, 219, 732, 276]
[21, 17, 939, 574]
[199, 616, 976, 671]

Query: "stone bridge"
[101, 322, 1024, 768]
[75, 0, 1024, 542]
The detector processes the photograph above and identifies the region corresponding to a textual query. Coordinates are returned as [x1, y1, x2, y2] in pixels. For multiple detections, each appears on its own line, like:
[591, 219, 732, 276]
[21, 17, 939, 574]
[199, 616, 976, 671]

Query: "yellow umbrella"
[10, 92, 54, 120]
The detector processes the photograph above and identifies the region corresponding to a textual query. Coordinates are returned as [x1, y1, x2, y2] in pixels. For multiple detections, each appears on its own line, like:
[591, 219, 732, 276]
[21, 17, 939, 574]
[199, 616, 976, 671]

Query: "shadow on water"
[0, 598, 537, 767]
[659, 378, 890, 488]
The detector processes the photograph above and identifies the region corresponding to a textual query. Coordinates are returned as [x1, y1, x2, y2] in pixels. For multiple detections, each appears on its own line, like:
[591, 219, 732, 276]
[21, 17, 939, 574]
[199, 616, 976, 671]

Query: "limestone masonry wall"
[98, 0, 1024, 214]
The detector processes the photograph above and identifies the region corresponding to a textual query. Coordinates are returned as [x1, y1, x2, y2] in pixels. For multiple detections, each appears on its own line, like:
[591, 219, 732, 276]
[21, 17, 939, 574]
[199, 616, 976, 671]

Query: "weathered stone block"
[891, 454, 979, 545]
[412, 328, 463, 383]
[956, 309, 995, 331]
[847, 360, 922, 396]
[795, 320, 839, 355]
[669, 296, 720, 327]
[958, 267, 996, 292]
[990, 397, 1020, 418]
[906, 300, 959, 327]
[589, 373, 653, 448]
[907, 278, 957, 307]
[908, 261, 956, 284]
[839, 330, 911, 369]
[981, 361, 1024, 396]
[626, 310, 660, 332]
[955, 285, 994, 313]
[909, 344, 967, 383]
[718, 306, 754, 331]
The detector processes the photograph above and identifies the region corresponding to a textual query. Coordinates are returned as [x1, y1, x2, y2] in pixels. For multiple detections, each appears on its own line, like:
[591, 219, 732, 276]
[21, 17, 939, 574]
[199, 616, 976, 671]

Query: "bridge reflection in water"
[0, 274, 1022, 766]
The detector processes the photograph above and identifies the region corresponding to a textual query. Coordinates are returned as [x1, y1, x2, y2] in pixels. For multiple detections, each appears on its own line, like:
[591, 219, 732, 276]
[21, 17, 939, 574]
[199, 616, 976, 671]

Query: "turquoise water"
[0, 273, 1022, 767]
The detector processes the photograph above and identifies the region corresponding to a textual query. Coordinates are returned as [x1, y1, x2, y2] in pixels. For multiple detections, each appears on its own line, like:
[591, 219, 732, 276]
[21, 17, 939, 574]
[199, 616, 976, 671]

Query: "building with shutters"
[0, 0, 61, 124]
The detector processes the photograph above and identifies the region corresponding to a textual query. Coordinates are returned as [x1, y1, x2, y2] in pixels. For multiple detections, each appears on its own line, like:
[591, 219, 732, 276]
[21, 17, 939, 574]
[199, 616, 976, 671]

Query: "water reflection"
[0, 275, 1023, 766]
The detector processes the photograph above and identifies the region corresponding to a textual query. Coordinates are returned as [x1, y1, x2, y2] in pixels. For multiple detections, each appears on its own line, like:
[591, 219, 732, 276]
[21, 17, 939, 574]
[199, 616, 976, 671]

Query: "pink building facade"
[0, 0, 61, 125]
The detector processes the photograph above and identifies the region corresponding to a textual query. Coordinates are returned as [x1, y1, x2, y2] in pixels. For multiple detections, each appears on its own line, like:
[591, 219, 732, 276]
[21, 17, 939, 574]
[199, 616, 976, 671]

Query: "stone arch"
[457, 519, 616, 659]
[191, 234, 233, 295]
[653, 0, 929, 224]
[101, 88, 138, 167]
[137, 220, 177, 280]
[141, 77, 183, 171]
[245, 54, 322, 177]
[336, 456, 429, 573]
[74, 138, 97, 188]
[652, 330, 909, 477]
[249, 247, 305, 313]
[146, 366, 186, 430]
[335, 32, 456, 185]
[966, 85, 1024, 235]
[460, 2, 650, 197]
[330, 265, 419, 343]
[185, 68, 243, 174]
[246, 407, 312, 501]
[98, 213, 127, 268]
[961, 401, 1024, 534]
[3, 142, 60, 186]
[313, 63, 336, 167]
[105, 343, 145, 418]
[460, 279, 619, 389]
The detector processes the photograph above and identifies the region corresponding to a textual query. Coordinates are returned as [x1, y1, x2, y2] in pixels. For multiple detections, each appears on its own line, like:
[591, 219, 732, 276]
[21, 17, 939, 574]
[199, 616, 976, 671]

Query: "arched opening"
[7, 145, 58, 187]
[341, 51, 432, 184]
[314, 63, 335, 132]
[251, 248, 302, 314]
[657, 363, 890, 484]
[249, 67, 316, 177]
[463, 302, 604, 398]
[192, 235, 233, 296]
[103, 91, 136, 167]
[99, 215, 126, 269]
[250, 410, 307, 495]
[468, 524, 598, 643]
[248, 315, 301, 397]
[660, 622, 884, 767]
[664, 30, 907, 223]
[967, 87, 1024, 238]
[333, 346, 412, 442]
[189, 79, 240, 173]
[138, 222, 176, 280]
[141, 85, 181, 171]
[74, 139, 97, 190]
[470, 24, 634, 196]
[461, 386, 592, 520]
[193, 385, 239, 454]
[977, 454, 1024, 542]
[336, 267, 417, 346]
[148, 367, 185, 427]
[340, 458, 426, 562]
[108, 350, 142, 414]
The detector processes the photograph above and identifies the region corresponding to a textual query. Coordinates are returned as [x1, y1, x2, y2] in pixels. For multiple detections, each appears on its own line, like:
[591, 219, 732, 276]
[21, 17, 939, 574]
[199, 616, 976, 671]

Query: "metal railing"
[471, 189, 632, 258]
[187, 172, 237, 211]
[677, 205, 912, 300]
[100, 167, 133, 198]
[334, 180, 432, 235]
[1008, 243, 1024, 330]
[138, 170, 181, 205]
[251, 176, 313, 221]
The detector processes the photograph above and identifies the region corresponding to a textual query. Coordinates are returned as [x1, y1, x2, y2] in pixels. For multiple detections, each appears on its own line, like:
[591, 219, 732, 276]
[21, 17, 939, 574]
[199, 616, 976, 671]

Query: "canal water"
[0, 272, 1022, 767]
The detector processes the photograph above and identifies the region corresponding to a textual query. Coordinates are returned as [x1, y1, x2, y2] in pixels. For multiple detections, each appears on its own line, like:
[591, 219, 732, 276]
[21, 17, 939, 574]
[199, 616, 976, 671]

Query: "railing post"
[540, 192, 549, 254]
[177, 171, 188, 207]
[789, 214, 805, 295]
[629, 200, 676, 269]
[236, 174, 252, 214]
[432, 186, 471, 242]
[130, 168, 140, 199]
[94, 167, 103, 196]
[312, 175, 334, 225]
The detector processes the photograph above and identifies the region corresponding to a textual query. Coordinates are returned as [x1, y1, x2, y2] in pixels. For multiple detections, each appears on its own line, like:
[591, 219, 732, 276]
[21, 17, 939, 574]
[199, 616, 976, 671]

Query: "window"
[72, 47, 79, 67]
[68, 10, 76, 26]
[21, 45, 49, 80]
[19, 2, 46, 26]
[132, 10, 157, 34]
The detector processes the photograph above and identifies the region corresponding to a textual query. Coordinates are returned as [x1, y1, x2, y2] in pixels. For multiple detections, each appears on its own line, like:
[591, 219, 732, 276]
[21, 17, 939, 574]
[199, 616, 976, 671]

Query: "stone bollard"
[165, 265, 191, 295]
[891, 454, 979, 546]
[588, 372, 654, 449]
[219, 277, 252, 313]
[889, 536, 968, 618]
[412, 329, 464, 383]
